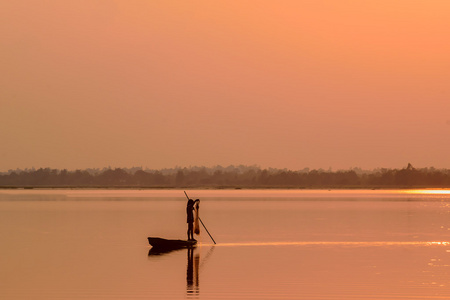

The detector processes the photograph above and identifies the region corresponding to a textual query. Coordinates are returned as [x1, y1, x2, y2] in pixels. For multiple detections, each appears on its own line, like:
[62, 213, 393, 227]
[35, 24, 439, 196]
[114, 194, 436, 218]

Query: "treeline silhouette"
[2, 164, 450, 188]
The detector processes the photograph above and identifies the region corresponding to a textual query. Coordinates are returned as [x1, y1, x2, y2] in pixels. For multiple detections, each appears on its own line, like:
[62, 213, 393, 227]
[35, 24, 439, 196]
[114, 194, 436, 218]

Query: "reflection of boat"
[148, 247, 184, 256]
[147, 241, 200, 296]
[147, 241, 215, 298]
[148, 237, 197, 250]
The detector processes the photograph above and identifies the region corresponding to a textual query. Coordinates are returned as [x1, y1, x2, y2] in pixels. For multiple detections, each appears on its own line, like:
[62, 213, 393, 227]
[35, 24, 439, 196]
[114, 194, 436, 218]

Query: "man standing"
[186, 198, 200, 241]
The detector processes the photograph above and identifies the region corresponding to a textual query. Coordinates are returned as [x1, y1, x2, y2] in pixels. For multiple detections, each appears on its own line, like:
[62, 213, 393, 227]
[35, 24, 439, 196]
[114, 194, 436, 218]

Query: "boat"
[148, 237, 197, 250]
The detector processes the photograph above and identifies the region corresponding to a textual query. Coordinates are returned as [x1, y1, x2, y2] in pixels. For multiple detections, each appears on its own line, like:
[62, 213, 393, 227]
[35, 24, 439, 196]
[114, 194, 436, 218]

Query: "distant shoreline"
[2, 164, 450, 189]
[0, 186, 448, 190]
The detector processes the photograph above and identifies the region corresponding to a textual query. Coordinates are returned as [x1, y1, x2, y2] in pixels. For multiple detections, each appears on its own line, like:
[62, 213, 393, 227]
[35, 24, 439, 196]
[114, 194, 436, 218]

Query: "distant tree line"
[1, 163, 450, 188]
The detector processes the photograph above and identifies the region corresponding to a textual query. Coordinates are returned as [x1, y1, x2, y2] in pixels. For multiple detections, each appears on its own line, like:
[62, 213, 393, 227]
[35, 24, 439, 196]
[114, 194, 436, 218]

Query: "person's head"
[187, 199, 194, 206]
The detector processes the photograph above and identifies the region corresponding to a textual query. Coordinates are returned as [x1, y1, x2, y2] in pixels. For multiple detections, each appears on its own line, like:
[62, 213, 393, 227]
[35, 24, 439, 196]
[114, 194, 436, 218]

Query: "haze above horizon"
[1, 1, 450, 172]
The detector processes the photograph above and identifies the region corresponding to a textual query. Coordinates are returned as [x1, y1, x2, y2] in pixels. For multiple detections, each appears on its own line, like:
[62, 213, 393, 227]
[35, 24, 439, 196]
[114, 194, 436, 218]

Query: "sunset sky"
[1, 1, 450, 171]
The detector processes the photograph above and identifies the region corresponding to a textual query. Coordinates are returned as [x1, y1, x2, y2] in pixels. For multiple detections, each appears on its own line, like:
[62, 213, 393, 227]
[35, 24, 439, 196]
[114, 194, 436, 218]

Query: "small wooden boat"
[148, 237, 197, 249]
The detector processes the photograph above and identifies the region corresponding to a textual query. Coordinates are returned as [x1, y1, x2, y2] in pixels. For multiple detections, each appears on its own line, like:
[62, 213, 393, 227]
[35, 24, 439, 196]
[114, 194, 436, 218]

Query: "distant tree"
[175, 169, 185, 186]
[97, 168, 130, 185]
[3, 163, 450, 188]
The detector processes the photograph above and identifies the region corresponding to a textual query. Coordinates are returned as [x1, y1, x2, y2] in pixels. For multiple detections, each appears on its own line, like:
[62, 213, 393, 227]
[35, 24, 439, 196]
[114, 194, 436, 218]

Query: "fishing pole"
[184, 191, 216, 244]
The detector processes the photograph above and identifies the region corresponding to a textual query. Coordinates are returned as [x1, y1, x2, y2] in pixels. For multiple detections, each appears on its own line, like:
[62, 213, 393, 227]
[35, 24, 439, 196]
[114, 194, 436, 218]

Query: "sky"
[1, 1, 450, 172]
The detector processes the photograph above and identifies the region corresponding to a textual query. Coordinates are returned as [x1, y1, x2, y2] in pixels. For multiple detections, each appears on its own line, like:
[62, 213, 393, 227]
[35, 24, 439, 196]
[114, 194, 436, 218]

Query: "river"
[1, 189, 449, 299]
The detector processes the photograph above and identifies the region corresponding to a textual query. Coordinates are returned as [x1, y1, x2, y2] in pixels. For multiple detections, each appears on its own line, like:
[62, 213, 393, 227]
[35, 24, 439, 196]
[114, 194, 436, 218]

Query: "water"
[1, 189, 450, 299]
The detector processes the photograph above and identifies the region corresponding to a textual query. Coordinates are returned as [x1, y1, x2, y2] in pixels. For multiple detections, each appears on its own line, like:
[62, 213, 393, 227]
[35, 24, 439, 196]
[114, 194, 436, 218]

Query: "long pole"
[184, 191, 216, 244]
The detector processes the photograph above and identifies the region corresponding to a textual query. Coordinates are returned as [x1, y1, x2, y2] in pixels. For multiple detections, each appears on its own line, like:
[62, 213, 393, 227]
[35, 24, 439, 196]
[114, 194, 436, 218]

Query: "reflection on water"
[2, 189, 450, 299]
[145, 241, 450, 299]
[186, 247, 199, 297]
[405, 189, 450, 195]
[148, 247, 185, 256]
[209, 241, 450, 247]
[148, 246, 202, 298]
[148, 245, 216, 298]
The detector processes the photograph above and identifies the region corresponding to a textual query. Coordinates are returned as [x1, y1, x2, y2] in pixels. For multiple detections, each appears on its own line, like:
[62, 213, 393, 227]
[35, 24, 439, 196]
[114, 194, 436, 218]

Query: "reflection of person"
[187, 199, 200, 241]
[186, 247, 194, 287]
[186, 247, 200, 296]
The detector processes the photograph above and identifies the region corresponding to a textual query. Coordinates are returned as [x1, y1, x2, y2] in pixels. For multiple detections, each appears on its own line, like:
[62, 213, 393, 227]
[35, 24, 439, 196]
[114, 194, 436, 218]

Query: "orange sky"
[1, 1, 450, 171]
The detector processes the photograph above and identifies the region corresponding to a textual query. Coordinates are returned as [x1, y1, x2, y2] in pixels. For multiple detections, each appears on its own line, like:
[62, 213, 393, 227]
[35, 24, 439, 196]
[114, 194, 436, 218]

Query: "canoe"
[148, 237, 197, 249]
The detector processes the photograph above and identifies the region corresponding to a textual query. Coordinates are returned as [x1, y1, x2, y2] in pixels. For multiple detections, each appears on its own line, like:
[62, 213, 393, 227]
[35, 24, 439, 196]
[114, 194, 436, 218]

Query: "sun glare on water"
[209, 241, 450, 247]
[404, 189, 450, 195]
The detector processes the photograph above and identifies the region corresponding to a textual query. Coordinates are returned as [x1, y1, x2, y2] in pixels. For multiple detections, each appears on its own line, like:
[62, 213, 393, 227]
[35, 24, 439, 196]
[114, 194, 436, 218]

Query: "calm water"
[1, 189, 450, 299]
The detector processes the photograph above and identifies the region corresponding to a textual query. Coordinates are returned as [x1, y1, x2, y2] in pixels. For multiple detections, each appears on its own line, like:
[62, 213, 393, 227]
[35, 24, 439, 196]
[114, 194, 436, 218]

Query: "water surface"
[1, 189, 449, 299]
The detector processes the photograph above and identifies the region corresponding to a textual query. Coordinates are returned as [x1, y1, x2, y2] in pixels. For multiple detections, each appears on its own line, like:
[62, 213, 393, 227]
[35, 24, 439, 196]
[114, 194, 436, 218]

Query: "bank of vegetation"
[1, 163, 450, 189]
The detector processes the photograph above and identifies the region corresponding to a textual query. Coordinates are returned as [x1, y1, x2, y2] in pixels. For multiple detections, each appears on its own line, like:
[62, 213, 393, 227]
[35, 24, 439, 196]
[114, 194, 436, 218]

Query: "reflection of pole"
[184, 191, 217, 244]
[199, 246, 215, 270]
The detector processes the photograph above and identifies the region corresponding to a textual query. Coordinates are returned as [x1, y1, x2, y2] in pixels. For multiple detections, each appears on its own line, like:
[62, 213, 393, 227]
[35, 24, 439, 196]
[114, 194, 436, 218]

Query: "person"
[186, 198, 200, 241]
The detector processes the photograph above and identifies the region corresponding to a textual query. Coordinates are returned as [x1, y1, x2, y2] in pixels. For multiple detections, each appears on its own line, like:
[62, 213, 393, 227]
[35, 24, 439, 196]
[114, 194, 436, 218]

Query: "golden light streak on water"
[404, 189, 450, 195]
[426, 241, 450, 246]
[201, 241, 450, 247]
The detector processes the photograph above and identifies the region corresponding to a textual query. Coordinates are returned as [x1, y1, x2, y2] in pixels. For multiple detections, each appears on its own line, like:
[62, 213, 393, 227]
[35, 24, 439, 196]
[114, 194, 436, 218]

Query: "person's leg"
[188, 222, 193, 240]
[190, 225, 196, 241]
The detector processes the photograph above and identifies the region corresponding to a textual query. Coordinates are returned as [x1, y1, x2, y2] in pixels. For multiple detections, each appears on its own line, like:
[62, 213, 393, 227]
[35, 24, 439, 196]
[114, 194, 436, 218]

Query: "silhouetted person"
[187, 198, 200, 241]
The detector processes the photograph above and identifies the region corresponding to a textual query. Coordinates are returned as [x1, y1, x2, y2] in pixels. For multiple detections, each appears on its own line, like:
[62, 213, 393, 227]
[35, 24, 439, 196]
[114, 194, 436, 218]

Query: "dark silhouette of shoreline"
[2, 163, 450, 189]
